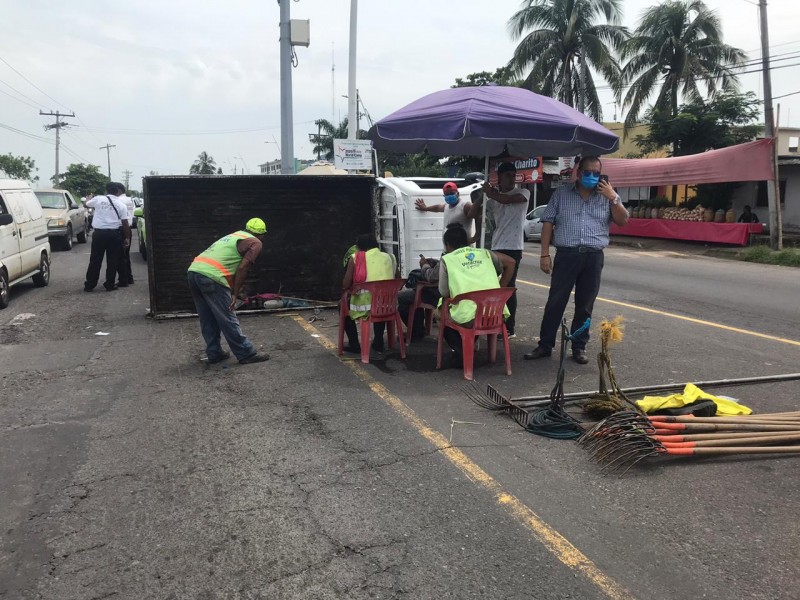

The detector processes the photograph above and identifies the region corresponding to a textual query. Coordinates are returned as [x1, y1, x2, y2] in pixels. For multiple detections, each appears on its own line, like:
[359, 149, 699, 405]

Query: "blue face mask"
[444, 193, 459, 206]
[580, 174, 600, 189]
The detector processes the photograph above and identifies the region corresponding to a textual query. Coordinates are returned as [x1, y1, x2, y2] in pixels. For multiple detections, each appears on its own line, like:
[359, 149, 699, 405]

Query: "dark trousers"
[118, 244, 133, 284]
[344, 317, 386, 350]
[538, 249, 604, 352]
[85, 229, 123, 290]
[493, 249, 522, 334]
[398, 286, 441, 341]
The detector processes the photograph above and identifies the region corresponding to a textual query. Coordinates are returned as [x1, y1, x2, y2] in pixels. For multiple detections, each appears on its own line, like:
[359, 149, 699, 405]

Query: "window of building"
[617, 186, 651, 205]
[789, 137, 799, 153]
[756, 180, 787, 207]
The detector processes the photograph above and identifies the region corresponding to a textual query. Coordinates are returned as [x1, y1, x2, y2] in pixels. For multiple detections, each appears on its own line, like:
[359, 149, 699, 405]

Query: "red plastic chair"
[405, 281, 438, 345]
[338, 278, 407, 364]
[436, 287, 516, 381]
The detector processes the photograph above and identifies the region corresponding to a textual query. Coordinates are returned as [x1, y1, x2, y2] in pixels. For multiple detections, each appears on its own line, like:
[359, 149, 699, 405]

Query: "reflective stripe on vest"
[441, 247, 506, 324]
[187, 230, 254, 288]
[349, 248, 395, 319]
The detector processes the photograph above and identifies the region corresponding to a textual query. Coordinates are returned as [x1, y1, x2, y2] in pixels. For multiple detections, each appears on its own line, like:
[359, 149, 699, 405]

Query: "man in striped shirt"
[524, 156, 628, 364]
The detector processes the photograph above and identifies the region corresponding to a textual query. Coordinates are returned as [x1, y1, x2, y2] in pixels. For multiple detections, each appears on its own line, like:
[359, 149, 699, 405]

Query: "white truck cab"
[375, 177, 482, 277]
[0, 179, 52, 308]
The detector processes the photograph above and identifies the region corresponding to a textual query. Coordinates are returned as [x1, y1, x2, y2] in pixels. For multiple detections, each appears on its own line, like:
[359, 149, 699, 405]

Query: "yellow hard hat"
[245, 217, 267, 235]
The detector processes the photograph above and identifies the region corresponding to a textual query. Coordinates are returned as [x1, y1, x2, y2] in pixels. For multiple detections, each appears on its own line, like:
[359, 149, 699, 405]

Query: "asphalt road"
[1, 235, 799, 599]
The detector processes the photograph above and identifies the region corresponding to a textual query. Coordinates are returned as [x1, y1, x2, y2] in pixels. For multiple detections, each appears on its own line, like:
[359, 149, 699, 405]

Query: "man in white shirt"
[116, 186, 135, 287]
[84, 182, 131, 292]
[414, 182, 477, 241]
[476, 162, 530, 337]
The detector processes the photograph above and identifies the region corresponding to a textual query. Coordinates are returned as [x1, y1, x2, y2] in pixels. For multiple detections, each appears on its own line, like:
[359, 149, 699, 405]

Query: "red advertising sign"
[488, 156, 543, 185]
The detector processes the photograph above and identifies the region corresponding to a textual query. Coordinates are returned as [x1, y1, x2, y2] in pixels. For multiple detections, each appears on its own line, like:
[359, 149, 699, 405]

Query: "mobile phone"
[599, 174, 609, 184]
[419, 254, 425, 259]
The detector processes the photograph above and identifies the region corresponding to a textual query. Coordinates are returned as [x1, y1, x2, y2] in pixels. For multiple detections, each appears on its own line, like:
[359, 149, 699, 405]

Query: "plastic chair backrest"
[448, 288, 515, 330]
[353, 279, 406, 319]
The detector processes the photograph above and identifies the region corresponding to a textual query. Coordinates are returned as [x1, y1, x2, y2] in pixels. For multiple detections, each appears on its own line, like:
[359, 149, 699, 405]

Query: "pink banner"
[611, 220, 764, 246]
[601, 139, 775, 187]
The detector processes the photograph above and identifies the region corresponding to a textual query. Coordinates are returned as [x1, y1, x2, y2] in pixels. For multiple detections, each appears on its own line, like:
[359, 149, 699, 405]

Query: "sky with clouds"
[1, 0, 799, 189]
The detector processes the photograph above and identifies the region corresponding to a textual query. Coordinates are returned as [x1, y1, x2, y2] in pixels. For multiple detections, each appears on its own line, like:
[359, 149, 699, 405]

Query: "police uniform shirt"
[85, 194, 129, 230]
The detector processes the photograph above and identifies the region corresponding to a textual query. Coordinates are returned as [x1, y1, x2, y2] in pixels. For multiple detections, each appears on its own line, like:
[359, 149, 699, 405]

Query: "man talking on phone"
[524, 156, 628, 364]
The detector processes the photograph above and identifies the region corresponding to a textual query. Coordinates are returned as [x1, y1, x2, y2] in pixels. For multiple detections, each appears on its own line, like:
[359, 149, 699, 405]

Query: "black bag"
[651, 399, 717, 417]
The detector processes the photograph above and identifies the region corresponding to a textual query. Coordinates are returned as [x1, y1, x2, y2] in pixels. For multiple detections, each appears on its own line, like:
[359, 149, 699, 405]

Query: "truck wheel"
[32, 254, 50, 287]
[77, 223, 87, 243]
[0, 270, 9, 309]
[63, 225, 73, 250]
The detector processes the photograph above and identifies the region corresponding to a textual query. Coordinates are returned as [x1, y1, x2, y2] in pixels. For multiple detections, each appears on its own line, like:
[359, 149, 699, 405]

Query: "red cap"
[443, 182, 458, 193]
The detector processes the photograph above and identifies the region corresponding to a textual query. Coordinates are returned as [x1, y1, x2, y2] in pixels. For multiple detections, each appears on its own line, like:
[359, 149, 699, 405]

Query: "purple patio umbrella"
[367, 86, 619, 157]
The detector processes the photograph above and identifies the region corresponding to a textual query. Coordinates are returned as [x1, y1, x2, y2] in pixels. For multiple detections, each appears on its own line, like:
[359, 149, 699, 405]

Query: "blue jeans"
[188, 271, 256, 361]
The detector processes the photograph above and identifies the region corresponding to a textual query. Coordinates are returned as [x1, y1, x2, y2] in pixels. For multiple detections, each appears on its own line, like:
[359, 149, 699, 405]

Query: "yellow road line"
[291, 315, 633, 600]
[516, 278, 800, 347]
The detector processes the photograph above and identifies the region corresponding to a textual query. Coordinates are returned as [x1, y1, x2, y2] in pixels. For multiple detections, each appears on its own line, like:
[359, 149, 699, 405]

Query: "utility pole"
[347, 0, 358, 140]
[759, 0, 783, 250]
[100, 144, 116, 179]
[122, 169, 132, 190]
[279, 0, 294, 174]
[39, 110, 75, 185]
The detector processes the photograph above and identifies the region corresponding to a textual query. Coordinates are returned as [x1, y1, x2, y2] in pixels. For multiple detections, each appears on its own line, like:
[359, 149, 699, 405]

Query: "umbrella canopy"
[368, 86, 619, 157]
[297, 161, 348, 175]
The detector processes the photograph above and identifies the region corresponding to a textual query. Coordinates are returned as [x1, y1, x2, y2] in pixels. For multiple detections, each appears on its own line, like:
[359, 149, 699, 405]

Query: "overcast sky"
[1, 0, 799, 189]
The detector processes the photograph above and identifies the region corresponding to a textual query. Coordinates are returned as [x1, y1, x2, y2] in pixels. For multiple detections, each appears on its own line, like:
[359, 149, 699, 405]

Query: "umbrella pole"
[480, 154, 489, 248]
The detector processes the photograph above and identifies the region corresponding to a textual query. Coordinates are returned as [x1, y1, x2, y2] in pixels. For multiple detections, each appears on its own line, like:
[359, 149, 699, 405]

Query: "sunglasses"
[582, 170, 601, 177]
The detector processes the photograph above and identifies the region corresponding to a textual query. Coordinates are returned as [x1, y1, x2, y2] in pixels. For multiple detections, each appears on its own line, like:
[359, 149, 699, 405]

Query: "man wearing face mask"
[524, 156, 628, 364]
[414, 182, 476, 241]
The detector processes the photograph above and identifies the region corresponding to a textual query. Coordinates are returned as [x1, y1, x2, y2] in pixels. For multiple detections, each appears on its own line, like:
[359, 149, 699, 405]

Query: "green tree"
[634, 91, 761, 157]
[507, 0, 627, 120]
[0, 153, 39, 182]
[452, 67, 518, 88]
[309, 118, 368, 161]
[189, 151, 218, 174]
[378, 150, 447, 178]
[56, 163, 109, 197]
[620, 0, 746, 133]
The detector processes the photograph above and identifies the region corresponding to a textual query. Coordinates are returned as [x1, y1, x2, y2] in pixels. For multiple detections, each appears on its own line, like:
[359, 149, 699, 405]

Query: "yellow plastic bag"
[636, 383, 752, 416]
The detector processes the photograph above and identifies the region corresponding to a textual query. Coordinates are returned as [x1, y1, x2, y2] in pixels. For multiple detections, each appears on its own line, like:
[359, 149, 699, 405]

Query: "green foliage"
[0, 153, 39, 182]
[56, 163, 109, 197]
[635, 92, 761, 157]
[693, 182, 738, 211]
[378, 150, 447, 178]
[309, 118, 368, 161]
[620, 0, 746, 132]
[742, 246, 800, 267]
[452, 67, 518, 88]
[189, 151, 217, 174]
[507, 0, 627, 121]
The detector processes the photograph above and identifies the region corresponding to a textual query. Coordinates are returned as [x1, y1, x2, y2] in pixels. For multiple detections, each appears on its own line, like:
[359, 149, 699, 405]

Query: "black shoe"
[117, 282, 129, 288]
[239, 352, 270, 364]
[572, 349, 589, 364]
[103, 283, 118, 291]
[524, 346, 552, 360]
[128, 279, 135, 284]
[84, 285, 94, 292]
[206, 351, 231, 365]
[343, 344, 362, 354]
[371, 340, 385, 353]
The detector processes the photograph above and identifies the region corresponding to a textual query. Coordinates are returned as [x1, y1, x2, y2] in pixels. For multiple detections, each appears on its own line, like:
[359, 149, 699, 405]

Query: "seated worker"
[438, 225, 516, 365]
[738, 205, 760, 223]
[398, 254, 441, 343]
[342, 234, 398, 354]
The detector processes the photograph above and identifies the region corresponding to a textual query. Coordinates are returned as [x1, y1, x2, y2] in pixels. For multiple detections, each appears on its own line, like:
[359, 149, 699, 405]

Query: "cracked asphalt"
[2, 236, 799, 599]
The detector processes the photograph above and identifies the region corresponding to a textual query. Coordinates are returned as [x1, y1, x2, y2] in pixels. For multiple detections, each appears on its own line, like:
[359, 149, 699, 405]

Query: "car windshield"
[35, 192, 67, 209]
[533, 205, 547, 218]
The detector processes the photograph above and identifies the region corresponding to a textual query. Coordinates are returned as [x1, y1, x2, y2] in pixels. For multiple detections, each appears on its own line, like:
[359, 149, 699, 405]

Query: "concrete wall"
[730, 165, 800, 232]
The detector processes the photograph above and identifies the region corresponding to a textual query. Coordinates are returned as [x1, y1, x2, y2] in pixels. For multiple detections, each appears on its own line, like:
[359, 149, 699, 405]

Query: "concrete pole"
[279, 0, 295, 173]
[759, 0, 782, 250]
[54, 115, 61, 184]
[347, 0, 358, 140]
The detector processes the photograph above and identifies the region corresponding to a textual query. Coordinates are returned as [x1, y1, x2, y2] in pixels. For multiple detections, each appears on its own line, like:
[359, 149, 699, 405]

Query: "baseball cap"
[497, 162, 516, 175]
[442, 182, 458, 193]
[245, 217, 267, 235]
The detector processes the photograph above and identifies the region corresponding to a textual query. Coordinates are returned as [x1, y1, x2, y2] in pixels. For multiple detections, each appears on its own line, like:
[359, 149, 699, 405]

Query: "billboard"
[333, 139, 374, 171]
[488, 156, 543, 185]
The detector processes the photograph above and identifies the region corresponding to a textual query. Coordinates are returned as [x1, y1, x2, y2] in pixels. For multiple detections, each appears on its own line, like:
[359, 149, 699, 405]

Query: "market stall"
[610, 220, 763, 246]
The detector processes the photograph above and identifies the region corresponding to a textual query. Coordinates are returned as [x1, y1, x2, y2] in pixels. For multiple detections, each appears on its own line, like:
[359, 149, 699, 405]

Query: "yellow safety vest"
[441, 247, 508, 324]
[349, 248, 395, 319]
[187, 230, 254, 288]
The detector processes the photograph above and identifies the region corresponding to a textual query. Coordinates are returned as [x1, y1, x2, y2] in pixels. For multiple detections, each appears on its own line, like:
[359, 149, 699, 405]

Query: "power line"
[40, 110, 75, 185]
[0, 54, 71, 111]
[773, 89, 800, 100]
[0, 122, 54, 144]
[0, 78, 47, 109]
[0, 86, 41, 109]
[77, 120, 317, 136]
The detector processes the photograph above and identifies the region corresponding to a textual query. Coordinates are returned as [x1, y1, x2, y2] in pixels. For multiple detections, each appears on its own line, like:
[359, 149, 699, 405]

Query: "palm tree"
[507, 0, 628, 121]
[189, 151, 217, 174]
[619, 0, 746, 132]
[309, 118, 352, 161]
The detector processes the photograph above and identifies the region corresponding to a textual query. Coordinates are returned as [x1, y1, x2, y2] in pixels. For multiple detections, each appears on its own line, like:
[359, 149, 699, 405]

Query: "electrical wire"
[0, 122, 54, 144]
[0, 54, 71, 111]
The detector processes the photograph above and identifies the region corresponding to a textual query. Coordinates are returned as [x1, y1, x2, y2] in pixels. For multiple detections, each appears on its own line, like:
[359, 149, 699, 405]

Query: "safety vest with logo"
[441, 247, 508, 324]
[188, 230, 254, 288]
[349, 248, 395, 319]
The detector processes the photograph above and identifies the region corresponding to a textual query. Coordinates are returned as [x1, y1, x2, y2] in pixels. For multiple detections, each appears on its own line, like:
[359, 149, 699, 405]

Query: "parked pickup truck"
[34, 189, 89, 250]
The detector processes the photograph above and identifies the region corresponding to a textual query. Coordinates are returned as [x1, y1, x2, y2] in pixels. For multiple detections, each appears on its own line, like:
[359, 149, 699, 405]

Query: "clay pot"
[714, 209, 726, 223]
[651, 207, 660, 219]
[726, 208, 736, 223]
[703, 208, 715, 222]
[658, 207, 667, 219]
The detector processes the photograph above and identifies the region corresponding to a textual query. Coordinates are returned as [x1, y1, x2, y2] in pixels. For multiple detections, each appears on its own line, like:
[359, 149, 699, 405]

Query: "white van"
[0, 179, 52, 308]
[375, 177, 482, 277]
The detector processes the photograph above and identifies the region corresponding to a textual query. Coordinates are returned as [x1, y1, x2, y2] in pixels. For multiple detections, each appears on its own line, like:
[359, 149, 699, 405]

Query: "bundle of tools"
[579, 410, 800, 475]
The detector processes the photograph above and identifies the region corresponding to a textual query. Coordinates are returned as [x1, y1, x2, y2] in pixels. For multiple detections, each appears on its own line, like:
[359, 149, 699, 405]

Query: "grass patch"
[742, 245, 800, 267]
